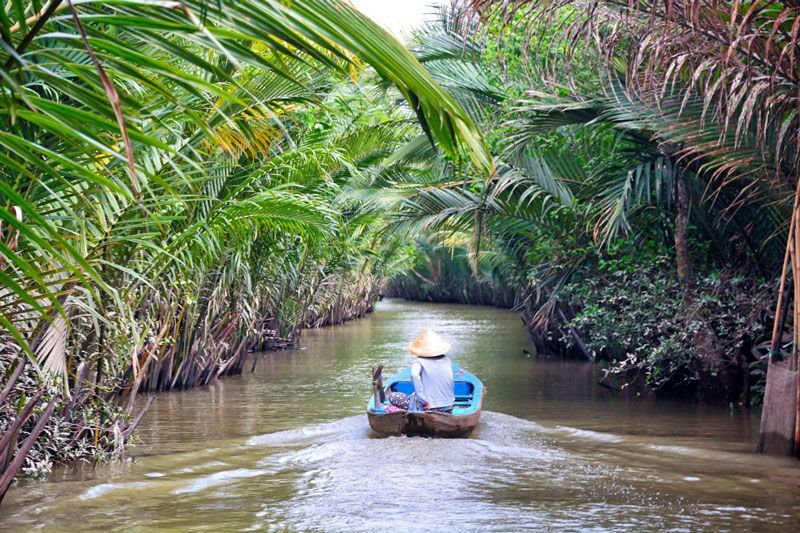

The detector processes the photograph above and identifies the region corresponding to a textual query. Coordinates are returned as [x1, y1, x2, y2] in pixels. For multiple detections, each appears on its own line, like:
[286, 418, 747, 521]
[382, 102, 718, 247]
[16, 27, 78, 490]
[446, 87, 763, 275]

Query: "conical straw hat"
[408, 330, 451, 358]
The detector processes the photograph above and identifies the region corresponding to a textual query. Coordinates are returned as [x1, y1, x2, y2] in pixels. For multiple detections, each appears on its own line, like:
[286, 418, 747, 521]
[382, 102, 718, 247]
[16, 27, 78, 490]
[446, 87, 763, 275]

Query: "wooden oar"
[371, 365, 385, 408]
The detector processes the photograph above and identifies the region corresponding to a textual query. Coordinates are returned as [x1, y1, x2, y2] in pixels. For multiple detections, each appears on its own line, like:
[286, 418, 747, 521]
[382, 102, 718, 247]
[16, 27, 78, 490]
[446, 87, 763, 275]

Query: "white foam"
[247, 415, 366, 447]
[555, 426, 624, 443]
[479, 411, 548, 432]
[172, 468, 271, 495]
[80, 481, 152, 500]
[177, 460, 228, 474]
[649, 444, 694, 454]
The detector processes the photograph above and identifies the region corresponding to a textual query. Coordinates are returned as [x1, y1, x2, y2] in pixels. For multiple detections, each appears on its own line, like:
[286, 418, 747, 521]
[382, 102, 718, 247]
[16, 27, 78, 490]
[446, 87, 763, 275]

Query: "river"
[2, 299, 799, 530]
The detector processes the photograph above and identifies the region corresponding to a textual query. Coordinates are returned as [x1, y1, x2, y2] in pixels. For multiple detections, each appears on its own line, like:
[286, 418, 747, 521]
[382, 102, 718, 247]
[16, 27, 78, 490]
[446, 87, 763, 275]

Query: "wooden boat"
[367, 363, 484, 438]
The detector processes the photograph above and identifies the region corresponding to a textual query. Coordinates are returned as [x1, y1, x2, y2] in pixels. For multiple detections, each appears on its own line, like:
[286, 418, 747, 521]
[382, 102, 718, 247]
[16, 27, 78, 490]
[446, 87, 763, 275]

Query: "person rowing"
[385, 330, 455, 413]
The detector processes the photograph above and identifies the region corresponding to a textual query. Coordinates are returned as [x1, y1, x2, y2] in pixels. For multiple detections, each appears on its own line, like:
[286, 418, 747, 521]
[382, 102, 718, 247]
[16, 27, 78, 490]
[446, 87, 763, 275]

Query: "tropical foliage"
[386, 1, 796, 409]
[2, 0, 798, 493]
[0, 0, 489, 500]
[389, 237, 516, 307]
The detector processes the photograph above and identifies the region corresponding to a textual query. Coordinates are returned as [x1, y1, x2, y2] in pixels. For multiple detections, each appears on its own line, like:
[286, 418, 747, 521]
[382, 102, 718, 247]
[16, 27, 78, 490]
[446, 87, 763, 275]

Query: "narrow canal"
[2, 299, 799, 530]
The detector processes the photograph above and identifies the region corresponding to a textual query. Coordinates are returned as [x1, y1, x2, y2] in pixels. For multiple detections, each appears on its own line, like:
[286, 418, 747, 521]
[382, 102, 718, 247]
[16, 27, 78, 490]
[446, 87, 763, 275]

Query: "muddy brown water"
[2, 299, 799, 530]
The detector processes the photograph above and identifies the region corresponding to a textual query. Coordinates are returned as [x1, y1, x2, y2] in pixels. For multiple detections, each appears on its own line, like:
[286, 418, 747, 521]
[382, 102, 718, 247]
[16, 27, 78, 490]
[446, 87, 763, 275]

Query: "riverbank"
[3, 300, 798, 529]
[0, 280, 382, 503]
[389, 248, 776, 408]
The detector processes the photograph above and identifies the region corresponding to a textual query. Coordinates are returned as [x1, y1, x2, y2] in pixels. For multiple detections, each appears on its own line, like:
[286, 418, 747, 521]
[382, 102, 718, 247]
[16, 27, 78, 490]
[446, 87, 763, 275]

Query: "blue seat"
[391, 381, 415, 395]
[389, 380, 474, 407]
[392, 381, 474, 397]
[454, 382, 473, 396]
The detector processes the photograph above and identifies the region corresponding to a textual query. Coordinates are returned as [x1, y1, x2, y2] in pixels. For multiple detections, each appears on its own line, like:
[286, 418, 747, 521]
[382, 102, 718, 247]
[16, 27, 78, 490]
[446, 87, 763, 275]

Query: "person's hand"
[423, 402, 430, 410]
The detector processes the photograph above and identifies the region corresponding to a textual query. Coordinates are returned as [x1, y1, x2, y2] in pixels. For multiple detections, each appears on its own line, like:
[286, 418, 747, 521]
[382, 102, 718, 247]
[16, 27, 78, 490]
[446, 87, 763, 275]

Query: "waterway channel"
[2, 299, 799, 530]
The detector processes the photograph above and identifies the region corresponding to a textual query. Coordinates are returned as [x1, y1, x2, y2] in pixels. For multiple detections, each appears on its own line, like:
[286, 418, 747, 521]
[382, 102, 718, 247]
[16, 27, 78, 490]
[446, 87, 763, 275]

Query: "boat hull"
[368, 406, 482, 438]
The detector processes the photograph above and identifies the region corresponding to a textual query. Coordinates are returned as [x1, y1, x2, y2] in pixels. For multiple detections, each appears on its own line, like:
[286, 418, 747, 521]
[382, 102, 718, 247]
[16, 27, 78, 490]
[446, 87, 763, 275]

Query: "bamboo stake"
[797, 341, 800, 457]
[761, 177, 800, 456]
[795, 205, 800, 372]
[791, 233, 799, 371]
[795, 187, 800, 456]
[770, 178, 800, 360]
[771, 231, 795, 361]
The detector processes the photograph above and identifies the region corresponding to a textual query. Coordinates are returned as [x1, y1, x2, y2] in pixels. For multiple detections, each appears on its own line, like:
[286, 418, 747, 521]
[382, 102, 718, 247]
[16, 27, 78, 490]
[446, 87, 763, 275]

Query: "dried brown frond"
[469, 0, 799, 191]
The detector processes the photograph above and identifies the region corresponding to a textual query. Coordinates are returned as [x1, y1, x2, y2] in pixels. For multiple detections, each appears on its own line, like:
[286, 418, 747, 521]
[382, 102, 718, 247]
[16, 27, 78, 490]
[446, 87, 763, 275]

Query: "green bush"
[559, 253, 773, 402]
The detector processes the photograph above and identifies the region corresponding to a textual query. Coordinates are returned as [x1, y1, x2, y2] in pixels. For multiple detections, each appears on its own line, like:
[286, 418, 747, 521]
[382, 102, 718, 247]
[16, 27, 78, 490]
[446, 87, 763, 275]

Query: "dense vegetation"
[390, 1, 797, 411]
[1, 0, 798, 500]
[0, 0, 491, 501]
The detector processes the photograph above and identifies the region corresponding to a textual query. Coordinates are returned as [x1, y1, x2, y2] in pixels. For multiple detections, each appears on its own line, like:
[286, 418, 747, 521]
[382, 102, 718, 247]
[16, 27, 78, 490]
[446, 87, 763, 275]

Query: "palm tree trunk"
[674, 169, 692, 290]
[675, 167, 724, 393]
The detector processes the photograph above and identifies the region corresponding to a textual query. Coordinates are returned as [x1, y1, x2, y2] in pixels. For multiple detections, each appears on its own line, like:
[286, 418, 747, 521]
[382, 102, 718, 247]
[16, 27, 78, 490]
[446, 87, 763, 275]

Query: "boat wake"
[66, 411, 793, 531]
[247, 414, 369, 447]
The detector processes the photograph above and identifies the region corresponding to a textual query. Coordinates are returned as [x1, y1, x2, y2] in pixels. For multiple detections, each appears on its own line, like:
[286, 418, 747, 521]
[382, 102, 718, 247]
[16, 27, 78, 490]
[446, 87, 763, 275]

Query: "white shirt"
[410, 356, 455, 409]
